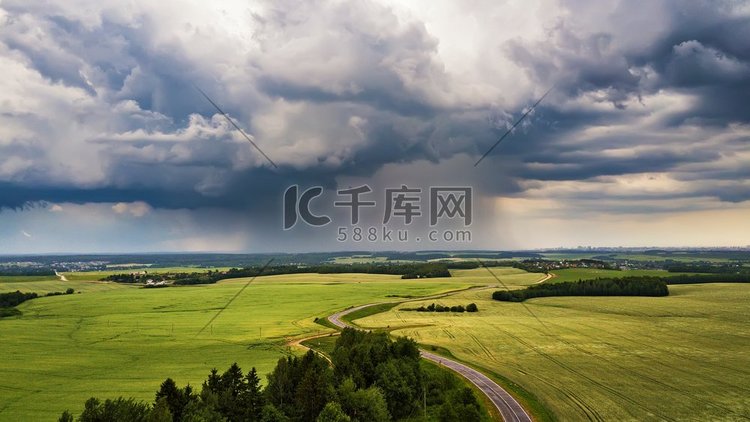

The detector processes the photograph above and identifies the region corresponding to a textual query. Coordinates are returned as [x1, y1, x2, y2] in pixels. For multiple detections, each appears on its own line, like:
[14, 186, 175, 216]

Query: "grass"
[548, 268, 687, 283]
[341, 302, 400, 326]
[449, 266, 548, 287]
[355, 282, 750, 421]
[0, 272, 487, 420]
[0, 275, 59, 283]
[300, 335, 340, 356]
[0, 276, 131, 295]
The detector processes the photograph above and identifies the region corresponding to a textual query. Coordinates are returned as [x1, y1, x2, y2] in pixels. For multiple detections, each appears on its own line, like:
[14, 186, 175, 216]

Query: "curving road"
[327, 302, 533, 422]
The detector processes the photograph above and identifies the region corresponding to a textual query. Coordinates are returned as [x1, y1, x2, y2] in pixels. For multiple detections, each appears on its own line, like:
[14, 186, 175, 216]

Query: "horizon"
[3, 245, 750, 259]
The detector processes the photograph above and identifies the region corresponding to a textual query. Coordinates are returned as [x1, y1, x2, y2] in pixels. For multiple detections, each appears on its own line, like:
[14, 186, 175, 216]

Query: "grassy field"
[0, 276, 130, 295]
[0, 275, 59, 283]
[356, 279, 750, 420]
[448, 266, 548, 287]
[0, 272, 487, 420]
[548, 268, 683, 283]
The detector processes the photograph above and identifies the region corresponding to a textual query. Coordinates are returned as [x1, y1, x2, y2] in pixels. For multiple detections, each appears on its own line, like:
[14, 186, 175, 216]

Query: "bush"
[414, 303, 475, 313]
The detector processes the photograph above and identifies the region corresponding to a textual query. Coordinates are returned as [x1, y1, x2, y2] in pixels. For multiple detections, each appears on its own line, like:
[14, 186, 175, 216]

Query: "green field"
[448, 266, 547, 287]
[5, 266, 748, 421]
[0, 276, 129, 295]
[549, 268, 682, 283]
[0, 273, 487, 420]
[356, 277, 750, 420]
[0, 275, 59, 283]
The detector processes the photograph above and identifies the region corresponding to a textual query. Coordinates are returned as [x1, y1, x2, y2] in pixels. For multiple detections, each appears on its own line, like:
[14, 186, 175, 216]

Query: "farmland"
[0, 272, 484, 420]
[548, 268, 682, 283]
[356, 270, 750, 421]
[0, 276, 131, 295]
[3, 265, 749, 421]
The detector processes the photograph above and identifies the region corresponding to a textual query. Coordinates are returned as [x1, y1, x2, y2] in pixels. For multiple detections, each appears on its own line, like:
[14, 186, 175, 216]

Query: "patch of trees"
[60, 329, 485, 422]
[0, 267, 56, 276]
[405, 303, 479, 313]
[102, 273, 160, 283]
[259, 263, 451, 279]
[0, 289, 75, 318]
[493, 277, 669, 302]
[45, 288, 76, 296]
[0, 290, 38, 307]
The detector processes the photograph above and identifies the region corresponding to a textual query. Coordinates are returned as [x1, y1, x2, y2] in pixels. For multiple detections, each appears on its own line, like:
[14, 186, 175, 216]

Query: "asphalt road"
[327, 303, 533, 422]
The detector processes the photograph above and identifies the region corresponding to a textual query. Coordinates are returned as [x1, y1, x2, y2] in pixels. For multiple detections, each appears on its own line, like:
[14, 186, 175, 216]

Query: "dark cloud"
[0, 0, 749, 248]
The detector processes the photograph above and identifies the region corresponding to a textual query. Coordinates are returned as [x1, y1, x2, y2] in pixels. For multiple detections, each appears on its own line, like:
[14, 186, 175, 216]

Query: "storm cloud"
[0, 0, 749, 252]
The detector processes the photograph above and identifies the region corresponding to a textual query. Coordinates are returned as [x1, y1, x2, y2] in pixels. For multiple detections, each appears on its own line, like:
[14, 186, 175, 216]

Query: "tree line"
[404, 303, 479, 313]
[0, 288, 75, 317]
[0, 267, 57, 276]
[102, 263, 461, 286]
[59, 329, 486, 422]
[493, 277, 669, 302]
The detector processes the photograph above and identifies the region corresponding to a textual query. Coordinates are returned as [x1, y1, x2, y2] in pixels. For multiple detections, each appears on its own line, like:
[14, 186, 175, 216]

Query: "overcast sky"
[1, 0, 749, 253]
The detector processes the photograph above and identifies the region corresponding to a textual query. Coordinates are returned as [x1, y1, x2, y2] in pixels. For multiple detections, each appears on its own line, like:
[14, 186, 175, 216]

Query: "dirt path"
[534, 273, 553, 284]
[55, 271, 68, 282]
[287, 332, 335, 364]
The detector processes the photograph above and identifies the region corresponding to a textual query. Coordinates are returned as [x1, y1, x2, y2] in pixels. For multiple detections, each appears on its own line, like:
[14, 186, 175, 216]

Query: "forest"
[492, 277, 669, 302]
[59, 329, 484, 422]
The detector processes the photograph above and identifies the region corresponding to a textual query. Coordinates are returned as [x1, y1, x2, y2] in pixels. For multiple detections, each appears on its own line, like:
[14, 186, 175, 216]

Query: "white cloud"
[112, 201, 152, 217]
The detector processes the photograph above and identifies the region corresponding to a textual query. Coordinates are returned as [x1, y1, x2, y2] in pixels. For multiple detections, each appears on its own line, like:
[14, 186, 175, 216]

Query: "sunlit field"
[0, 272, 485, 420]
[357, 280, 750, 420]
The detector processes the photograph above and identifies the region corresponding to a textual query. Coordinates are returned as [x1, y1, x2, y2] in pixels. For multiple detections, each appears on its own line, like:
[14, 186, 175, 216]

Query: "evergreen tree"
[58, 410, 74, 422]
[240, 367, 264, 421]
[147, 398, 173, 422]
